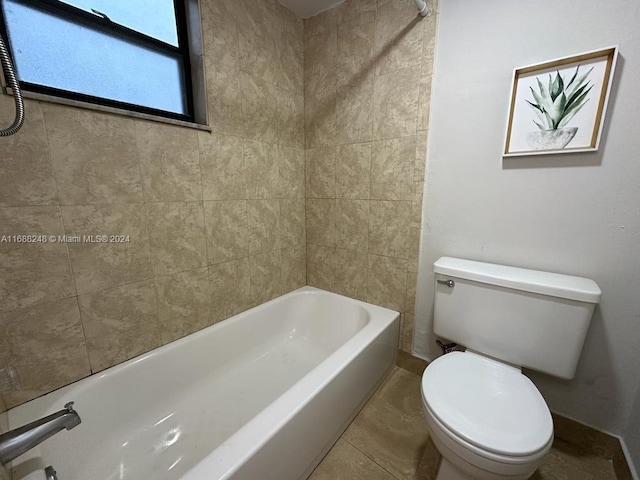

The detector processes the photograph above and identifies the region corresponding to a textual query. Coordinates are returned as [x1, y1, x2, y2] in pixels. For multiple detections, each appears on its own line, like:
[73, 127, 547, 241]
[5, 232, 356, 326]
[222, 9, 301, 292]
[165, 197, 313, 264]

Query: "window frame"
[0, 0, 203, 124]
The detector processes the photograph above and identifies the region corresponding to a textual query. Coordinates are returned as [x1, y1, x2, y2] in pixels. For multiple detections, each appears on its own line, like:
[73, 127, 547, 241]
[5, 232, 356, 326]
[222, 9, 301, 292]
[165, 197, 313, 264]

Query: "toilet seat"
[421, 351, 553, 458]
[423, 401, 552, 480]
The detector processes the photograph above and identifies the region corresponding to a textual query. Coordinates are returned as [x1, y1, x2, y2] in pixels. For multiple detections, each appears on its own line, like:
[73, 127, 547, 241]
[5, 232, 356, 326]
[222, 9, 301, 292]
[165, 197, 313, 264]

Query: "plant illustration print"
[527, 66, 594, 130]
[525, 66, 594, 149]
[504, 47, 618, 156]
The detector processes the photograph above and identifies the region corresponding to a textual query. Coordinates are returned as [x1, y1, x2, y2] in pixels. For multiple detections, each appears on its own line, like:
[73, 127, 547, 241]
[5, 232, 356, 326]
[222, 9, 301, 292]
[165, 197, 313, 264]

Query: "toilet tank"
[433, 257, 601, 379]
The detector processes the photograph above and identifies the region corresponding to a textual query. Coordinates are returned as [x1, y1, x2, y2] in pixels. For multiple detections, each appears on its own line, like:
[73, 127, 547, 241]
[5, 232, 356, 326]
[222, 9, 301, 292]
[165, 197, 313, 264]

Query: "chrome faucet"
[0, 402, 81, 466]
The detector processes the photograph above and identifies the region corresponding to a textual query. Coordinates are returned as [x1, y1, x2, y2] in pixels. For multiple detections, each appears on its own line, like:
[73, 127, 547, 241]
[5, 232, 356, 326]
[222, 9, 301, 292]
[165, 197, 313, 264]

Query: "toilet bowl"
[422, 257, 601, 480]
[421, 351, 553, 480]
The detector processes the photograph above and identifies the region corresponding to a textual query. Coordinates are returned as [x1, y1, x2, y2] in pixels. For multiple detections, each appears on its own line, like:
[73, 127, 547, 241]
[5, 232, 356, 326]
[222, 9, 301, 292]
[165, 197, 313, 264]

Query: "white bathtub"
[7, 287, 399, 480]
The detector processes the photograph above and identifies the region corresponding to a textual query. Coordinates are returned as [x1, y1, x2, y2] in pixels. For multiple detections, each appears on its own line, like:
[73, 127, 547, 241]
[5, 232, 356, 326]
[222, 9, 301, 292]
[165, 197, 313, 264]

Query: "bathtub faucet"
[0, 402, 81, 466]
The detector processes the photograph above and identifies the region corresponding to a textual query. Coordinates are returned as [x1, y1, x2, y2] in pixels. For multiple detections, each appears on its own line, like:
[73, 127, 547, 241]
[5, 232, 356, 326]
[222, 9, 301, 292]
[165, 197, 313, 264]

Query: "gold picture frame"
[504, 46, 618, 157]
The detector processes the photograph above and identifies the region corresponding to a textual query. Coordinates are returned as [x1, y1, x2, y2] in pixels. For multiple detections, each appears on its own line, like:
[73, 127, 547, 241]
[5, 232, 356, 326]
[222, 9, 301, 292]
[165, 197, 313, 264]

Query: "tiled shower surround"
[304, 0, 435, 350]
[0, 0, 436, 410]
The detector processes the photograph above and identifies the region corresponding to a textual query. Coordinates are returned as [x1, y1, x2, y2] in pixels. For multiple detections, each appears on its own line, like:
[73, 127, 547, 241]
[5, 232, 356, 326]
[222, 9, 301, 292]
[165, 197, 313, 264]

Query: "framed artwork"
[504, 46, 618, 157]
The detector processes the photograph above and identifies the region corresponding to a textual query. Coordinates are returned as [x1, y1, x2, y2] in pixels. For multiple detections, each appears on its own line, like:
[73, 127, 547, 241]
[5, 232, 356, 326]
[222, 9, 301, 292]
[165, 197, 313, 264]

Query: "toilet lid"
[422, 351, 553, 457]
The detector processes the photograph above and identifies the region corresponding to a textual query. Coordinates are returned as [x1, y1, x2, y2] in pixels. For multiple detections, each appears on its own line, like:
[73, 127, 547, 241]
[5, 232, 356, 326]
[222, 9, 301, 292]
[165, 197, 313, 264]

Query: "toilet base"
[437, 458, 475, 480]
[428, 426, 541, 480]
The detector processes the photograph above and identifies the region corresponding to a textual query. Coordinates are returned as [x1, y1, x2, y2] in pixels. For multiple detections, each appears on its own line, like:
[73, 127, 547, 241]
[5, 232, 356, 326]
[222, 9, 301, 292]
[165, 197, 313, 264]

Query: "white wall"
[415, 0, 640, 461]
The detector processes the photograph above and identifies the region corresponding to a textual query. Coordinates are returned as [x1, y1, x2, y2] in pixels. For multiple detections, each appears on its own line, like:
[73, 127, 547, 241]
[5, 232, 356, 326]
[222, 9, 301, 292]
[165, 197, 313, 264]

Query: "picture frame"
[503, 46, 618, 157]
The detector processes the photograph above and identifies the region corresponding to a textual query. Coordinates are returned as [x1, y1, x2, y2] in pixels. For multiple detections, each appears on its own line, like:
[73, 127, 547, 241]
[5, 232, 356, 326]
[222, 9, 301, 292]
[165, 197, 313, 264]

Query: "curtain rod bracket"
[414, 0, 429, 17]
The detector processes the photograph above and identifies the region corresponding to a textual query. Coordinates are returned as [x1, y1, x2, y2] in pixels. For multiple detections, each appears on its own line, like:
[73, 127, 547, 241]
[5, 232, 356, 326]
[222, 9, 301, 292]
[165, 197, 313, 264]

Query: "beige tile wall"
[304, 0, 437, 353]
[0, 0, 305, 410]
[0, 0, 437, 413]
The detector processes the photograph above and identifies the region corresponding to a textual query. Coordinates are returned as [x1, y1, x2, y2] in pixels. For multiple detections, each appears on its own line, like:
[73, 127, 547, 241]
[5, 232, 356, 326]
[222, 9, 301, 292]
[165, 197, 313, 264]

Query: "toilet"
[421, 257, 601, 480]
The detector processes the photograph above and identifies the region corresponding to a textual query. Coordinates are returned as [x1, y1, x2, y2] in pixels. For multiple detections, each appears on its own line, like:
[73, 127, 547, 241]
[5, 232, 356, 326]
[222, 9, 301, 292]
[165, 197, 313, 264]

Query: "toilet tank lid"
[434, 257, 601, 303]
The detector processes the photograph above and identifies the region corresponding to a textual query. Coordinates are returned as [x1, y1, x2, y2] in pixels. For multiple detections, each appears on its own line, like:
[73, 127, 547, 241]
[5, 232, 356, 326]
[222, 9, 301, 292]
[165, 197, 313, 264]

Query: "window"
[0, 0, 203, 123]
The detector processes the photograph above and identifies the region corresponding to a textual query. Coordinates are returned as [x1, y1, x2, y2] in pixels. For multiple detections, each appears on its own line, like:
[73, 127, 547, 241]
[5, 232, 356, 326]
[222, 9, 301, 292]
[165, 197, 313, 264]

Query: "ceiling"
[277, 0, 345, 18]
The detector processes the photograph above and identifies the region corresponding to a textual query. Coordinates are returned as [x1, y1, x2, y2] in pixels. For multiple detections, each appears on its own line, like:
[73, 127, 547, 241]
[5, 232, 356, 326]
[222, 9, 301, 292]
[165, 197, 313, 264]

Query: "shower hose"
[0, 34, 24, 136]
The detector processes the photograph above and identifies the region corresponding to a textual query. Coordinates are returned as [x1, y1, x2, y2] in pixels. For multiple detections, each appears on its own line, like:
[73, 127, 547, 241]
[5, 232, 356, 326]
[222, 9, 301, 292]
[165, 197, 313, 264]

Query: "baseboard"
[552, 412, 634, 480]
[620, 437, 639, 480]
[396, 349, 428, 376]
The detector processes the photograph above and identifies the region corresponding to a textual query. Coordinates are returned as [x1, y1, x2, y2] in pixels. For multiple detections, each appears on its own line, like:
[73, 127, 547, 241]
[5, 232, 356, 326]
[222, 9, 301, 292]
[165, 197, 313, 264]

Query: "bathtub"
[7, 286, 399, 480]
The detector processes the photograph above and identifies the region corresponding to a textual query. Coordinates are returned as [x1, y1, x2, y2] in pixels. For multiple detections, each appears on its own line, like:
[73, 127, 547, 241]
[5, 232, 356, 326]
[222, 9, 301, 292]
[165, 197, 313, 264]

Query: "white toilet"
[421, 257, 601, 480]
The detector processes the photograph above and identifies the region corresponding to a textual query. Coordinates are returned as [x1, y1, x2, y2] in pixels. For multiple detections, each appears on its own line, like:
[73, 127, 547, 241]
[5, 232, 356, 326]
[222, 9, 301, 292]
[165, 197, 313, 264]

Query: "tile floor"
[309, 367, 619, 480]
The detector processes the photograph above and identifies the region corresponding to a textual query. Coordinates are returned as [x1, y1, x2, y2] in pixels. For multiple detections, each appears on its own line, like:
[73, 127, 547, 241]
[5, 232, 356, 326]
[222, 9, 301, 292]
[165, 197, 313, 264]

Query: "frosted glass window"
[59, 0, 179, 46]
[1, 0, 191, 118]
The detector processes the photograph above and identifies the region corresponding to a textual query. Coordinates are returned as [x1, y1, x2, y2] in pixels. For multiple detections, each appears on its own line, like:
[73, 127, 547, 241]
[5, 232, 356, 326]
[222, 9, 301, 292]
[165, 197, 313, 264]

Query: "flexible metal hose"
[0, 34, 24, 136]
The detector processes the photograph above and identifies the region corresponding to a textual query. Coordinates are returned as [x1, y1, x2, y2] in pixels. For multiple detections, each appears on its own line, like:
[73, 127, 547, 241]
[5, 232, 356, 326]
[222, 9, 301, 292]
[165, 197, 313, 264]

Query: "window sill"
[2, 87, 211, 132]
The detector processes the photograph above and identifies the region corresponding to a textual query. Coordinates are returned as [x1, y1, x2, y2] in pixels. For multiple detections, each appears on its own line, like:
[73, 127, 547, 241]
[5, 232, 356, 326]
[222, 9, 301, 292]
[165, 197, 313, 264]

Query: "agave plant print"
[525, 66, 593, 148]
[504, 47, 618, 157]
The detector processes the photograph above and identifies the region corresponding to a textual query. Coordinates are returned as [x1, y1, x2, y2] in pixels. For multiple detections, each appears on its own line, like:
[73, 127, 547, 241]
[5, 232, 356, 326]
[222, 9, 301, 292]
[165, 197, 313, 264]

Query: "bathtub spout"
[0, 402, 81, 466]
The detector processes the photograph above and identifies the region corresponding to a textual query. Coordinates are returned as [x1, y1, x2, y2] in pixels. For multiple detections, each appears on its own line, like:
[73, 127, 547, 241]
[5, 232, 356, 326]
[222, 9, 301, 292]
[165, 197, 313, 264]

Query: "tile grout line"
[337, 368, 429, 480]
[130, 119, 164, 348]
[342, 436, 407, 480]
[38, 100, 94, 377]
